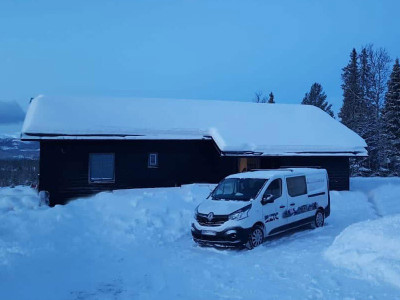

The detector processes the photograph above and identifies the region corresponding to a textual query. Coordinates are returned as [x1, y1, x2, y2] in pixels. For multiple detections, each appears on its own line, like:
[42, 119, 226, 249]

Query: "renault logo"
[207, 212, 214, 221]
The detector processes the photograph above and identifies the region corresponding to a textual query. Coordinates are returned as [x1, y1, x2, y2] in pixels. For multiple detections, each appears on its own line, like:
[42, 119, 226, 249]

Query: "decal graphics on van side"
[264, 212, 279, 223]
[283, 202, 318, 218]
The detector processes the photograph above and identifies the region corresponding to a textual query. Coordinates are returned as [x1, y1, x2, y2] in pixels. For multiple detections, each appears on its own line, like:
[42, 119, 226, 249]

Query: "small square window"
[148, 153, 158, 168]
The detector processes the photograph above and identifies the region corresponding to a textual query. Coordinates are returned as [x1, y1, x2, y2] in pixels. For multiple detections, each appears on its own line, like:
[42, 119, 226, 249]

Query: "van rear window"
[286, 176, 307, 197]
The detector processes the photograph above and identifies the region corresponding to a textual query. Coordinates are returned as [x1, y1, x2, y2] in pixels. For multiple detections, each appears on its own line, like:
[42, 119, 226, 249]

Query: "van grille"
[196, 213, 229, 226]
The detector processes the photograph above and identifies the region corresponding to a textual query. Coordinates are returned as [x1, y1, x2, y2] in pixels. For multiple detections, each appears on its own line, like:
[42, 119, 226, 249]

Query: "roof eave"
[222, 150, 368, 157]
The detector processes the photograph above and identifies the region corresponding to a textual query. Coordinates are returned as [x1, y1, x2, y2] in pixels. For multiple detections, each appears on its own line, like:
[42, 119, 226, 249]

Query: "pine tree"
[358, 47, 377, 171]
[367, 45, 392, 172]
[268, 92, 275, 103]
[339, 46, 392, 175]
[339, 49, 362, 131]
[339, 48, 371, 175]
[301, 83, 334, 117]
[382, 58, 400, 173]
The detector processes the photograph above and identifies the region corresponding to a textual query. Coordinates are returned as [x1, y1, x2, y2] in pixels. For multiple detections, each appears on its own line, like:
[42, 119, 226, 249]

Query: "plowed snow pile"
[325, 178, 400, 289]
[325, 215, 400, 288]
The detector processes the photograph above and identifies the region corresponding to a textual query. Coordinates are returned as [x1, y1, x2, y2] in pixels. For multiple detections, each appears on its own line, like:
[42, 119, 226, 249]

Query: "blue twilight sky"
[0, 0, 400, 134]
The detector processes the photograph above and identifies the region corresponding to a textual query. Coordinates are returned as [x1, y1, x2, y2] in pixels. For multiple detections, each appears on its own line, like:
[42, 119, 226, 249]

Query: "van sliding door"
[285, 175, 310, 224]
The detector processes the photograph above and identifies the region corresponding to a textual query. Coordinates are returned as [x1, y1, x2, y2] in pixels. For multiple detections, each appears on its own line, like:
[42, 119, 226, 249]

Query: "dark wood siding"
[259, 156, 350, 190]
[39, 140, 350, 205]
[39, 140, 237, 205]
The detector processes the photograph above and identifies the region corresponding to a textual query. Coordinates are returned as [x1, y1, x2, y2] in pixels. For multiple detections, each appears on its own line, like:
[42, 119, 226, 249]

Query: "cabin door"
[238, 157, 260, 172]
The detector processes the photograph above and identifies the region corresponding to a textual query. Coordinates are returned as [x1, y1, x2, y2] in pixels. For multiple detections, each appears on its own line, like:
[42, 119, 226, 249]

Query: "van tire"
[311, 209, 325, 229]
[245, 225, 264, 249]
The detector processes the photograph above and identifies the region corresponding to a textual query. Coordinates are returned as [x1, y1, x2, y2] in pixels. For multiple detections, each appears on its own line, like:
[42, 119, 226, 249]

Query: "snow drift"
[0, 185, 214, 299]
[325, 215, 400, 288]
[325, 179, 400, 289]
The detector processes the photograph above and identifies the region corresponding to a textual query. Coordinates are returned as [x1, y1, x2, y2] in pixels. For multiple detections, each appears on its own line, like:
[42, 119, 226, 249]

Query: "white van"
[191, 168, 330, 249]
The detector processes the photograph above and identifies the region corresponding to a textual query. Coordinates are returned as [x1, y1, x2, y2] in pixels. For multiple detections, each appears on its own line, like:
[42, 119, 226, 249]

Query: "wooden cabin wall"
[39, 140, 236, 205]
[39, 140, 350, 205]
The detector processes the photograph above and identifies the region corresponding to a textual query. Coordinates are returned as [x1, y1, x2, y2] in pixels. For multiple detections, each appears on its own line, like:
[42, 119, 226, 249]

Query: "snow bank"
[351, 177, 400, 194]
[0, 184, 214, 263]
[0, 184, 214, 299]
[67, 184, 214, 246]
[369, 184, 400, 216]
[0, 186, 39, 213]
[351, 177, 400, 215]
[326, 177, 400, 289]
[325, 215, 400, 288]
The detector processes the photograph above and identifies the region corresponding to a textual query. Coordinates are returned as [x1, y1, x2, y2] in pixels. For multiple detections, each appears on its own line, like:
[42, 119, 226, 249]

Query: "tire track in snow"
[366, 192, 383, 218]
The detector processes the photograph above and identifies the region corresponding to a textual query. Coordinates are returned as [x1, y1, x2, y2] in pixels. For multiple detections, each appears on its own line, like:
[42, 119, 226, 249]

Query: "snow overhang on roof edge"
[21, 133, 368, 157]
[221, 151, 368, 157]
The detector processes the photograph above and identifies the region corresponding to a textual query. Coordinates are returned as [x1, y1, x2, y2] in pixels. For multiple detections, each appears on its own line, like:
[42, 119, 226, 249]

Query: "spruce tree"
[382, 58, 400, 173]
[358, 47, 377, 171]
[339, 49, 362, 131]
[339, 48, 370, 175]
[301, 83, 334, 117]
[367, 45, 392, 172]
[268, 92, 275, 103]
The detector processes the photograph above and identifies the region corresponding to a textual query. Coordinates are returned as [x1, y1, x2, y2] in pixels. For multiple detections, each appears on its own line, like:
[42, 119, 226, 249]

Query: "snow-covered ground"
[1, 178, 400, 300]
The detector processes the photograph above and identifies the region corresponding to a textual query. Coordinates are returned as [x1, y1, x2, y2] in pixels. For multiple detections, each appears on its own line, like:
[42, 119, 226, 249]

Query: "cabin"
[21, 96, 367, 206]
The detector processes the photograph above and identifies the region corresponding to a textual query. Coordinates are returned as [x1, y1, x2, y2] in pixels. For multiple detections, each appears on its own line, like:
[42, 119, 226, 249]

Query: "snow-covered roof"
[21, 95, 367, 157]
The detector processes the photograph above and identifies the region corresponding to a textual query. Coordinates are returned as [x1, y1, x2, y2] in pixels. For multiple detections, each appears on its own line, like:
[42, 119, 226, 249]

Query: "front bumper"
[191, 223, 251, 247]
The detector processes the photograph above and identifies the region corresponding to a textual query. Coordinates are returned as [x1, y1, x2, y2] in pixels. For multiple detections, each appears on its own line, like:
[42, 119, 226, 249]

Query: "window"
[238, 157, 260, 172]
[214, 179, 235, 196]
[264, 178, 282, 199]
[211, 178, 267, 201]
[89, 153, 115, 183]
[286, 176, 307, 197]
[148, 153, 158, 168]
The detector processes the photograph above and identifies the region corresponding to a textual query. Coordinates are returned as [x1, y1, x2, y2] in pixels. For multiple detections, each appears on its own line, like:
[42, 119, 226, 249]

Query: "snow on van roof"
[21, 95, 367, 157]
[227, 168, 326, 179]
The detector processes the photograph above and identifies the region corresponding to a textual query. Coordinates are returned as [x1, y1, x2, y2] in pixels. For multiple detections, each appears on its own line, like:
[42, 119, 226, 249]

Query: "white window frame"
[148, 153, 158, 168]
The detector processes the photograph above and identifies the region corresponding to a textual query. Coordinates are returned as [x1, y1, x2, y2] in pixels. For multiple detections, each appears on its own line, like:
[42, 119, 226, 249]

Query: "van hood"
[197, 199, 251, 215]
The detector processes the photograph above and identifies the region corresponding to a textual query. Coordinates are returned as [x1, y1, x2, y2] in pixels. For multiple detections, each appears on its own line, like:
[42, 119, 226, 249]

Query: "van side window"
[264, 179, 282, 199]
[286, 176, 307, 197]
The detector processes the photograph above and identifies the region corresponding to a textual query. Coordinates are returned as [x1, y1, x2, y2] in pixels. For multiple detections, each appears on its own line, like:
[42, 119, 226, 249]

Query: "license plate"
[202, 230, 217, 236]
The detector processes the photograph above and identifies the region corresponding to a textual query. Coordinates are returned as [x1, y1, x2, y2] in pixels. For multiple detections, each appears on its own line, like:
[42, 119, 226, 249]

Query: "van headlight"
[229, 204, 252, 221]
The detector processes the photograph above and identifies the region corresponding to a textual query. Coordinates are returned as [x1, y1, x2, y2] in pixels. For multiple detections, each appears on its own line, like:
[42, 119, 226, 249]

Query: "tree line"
[0, 159, 38, 187]
[339, 45, 398, 176]
[254, 44, 400, 176]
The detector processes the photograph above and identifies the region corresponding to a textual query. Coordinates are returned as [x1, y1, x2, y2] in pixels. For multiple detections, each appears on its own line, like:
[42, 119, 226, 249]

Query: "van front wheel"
[312, 209, 325, 229]
[245, 226, 264, 249]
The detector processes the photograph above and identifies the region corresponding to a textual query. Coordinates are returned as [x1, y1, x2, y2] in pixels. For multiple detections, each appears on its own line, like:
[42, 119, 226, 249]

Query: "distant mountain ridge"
[0, 135, 39, 160]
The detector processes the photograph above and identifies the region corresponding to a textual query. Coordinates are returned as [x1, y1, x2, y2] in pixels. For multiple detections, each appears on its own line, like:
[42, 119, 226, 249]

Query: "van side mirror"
[261, 194, 275, 205]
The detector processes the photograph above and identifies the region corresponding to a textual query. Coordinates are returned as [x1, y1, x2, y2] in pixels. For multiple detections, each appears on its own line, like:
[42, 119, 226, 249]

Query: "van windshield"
[211, 178, 268, 201]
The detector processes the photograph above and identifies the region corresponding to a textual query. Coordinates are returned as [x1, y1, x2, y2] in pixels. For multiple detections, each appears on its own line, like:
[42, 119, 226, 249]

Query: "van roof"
[226, 168, 326, 179]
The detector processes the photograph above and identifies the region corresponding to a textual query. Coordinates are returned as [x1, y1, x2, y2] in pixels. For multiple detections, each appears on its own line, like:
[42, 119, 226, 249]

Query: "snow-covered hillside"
[1, 179, 400, 299]
[0, 136, 39, 159]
